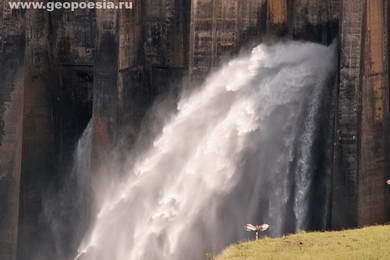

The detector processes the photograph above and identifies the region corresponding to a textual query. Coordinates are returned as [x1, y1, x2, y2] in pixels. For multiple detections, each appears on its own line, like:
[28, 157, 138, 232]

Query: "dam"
[0, 1, 389, 259]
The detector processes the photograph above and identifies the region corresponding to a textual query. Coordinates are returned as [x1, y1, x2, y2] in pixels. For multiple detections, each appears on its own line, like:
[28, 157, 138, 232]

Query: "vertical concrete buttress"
[0, 1, 25, 259]
[17, 8, 57, 260]
[332, 0, 364, 229]
[18, 6, 95, 259]
[333, 0, 390, 228]
[267, 0, 287, 25]
[91, 2, 119, 192]
[358, 0, 390, 226]
[117, 3, 143, 136]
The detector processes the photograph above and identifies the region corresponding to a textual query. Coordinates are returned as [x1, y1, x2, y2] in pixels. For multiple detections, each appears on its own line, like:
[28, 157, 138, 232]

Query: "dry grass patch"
[217, 225, 390, 260]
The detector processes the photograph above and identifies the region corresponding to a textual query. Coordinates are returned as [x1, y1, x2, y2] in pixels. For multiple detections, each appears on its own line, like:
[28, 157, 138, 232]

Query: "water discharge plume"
[76, 41, 336, 260]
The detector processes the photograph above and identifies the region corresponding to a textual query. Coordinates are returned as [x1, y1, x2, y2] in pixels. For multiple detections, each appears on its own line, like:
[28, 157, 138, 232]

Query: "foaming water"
[76, 41, 336, 260]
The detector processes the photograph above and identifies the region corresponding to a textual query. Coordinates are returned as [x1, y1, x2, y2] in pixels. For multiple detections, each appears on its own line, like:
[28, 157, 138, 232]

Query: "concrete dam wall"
[0, 0, 389, 259]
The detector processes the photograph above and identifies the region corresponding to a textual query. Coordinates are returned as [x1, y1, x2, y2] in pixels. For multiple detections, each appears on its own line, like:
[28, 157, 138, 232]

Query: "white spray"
[76, 41, 336, 260]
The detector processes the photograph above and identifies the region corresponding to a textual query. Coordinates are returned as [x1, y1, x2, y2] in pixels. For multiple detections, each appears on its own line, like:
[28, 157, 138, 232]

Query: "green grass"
[216, 225, 390, 260]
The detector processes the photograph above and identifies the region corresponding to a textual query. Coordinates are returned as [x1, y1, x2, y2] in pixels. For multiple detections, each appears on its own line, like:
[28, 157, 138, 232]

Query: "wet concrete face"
[1, 1, 390, 258]
[0, 5, 25, 260]
[91, 9, 119, 177]
[358, 0, 389, 226]
[190, 0, 265, 83]
[17, 8, 59, 260]
[16, 8, 94, 260]
[332, 0, 390, 229]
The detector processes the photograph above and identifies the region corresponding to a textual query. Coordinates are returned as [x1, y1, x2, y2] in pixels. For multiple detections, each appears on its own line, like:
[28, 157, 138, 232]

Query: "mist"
[50, 41, 337, 260]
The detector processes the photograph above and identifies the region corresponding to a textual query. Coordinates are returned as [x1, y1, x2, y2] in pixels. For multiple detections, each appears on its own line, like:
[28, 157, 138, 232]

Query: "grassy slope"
[217, 225, 390, 260]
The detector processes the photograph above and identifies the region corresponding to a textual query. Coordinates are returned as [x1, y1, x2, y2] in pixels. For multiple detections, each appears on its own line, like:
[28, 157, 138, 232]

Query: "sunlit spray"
[76, 41, 336, 260]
